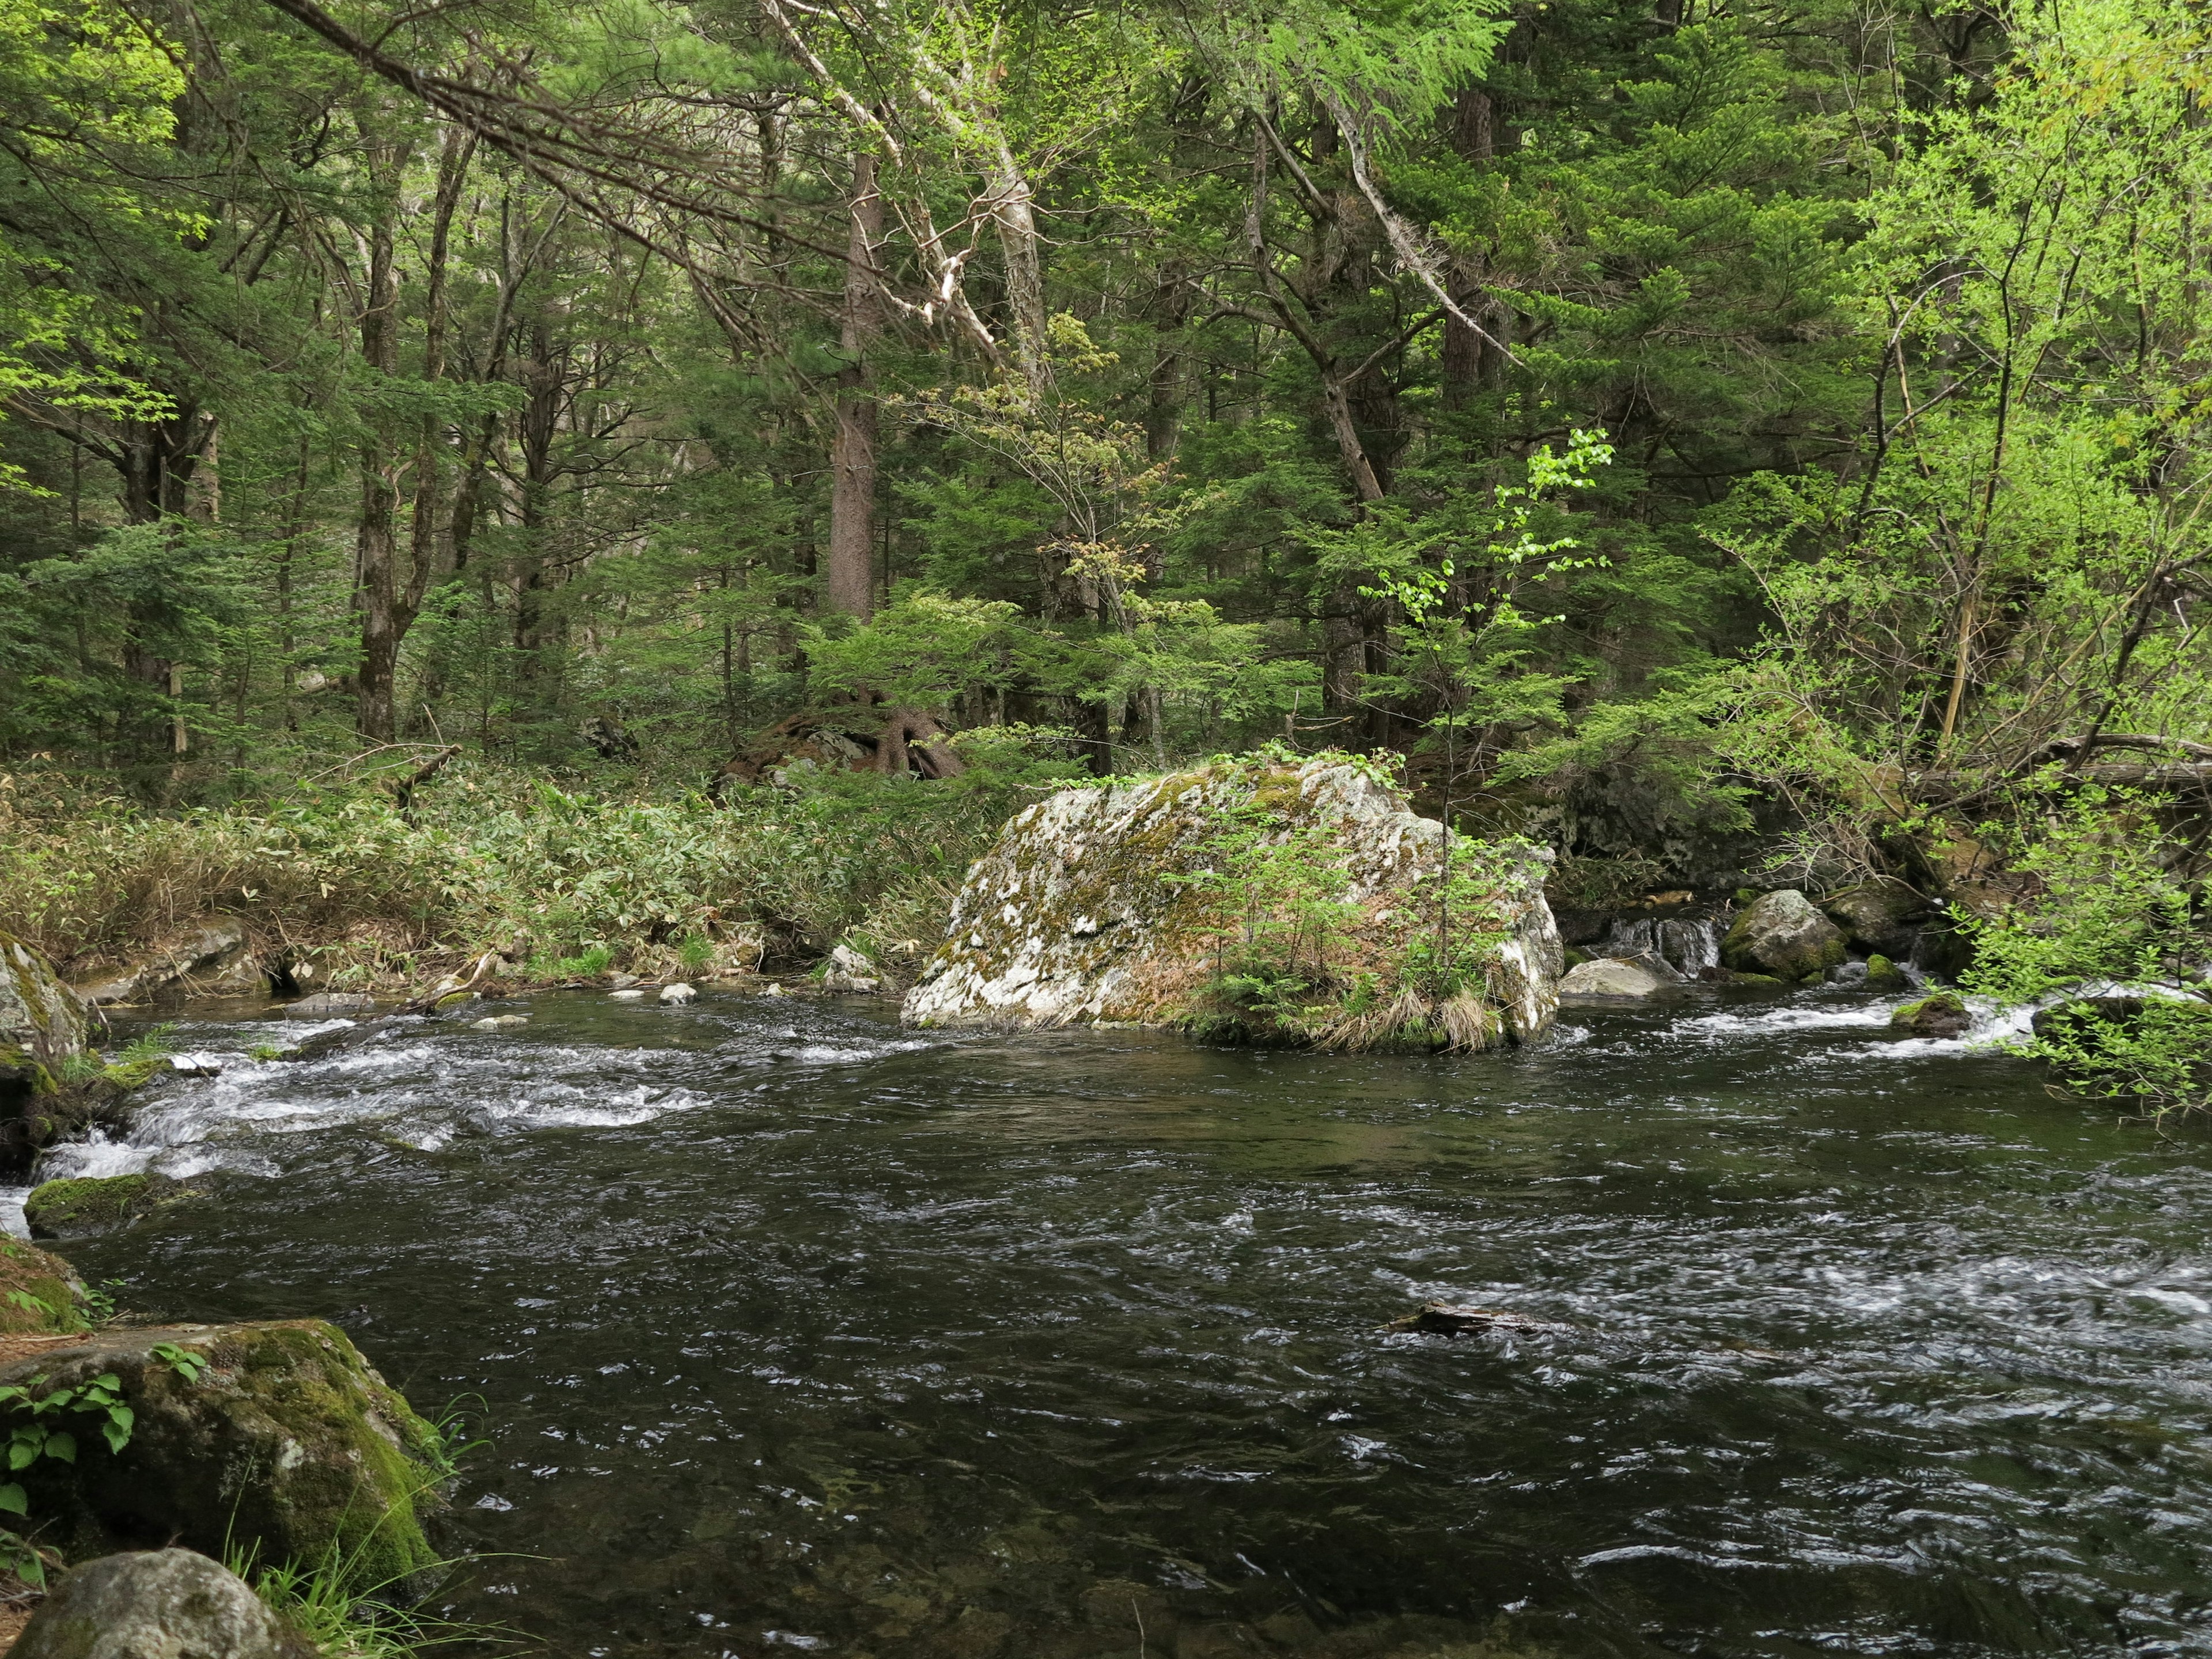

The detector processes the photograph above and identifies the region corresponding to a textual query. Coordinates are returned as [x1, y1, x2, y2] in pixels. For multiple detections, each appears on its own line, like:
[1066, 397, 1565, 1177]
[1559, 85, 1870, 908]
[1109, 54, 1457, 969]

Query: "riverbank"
[0, 759, 1048, 1002]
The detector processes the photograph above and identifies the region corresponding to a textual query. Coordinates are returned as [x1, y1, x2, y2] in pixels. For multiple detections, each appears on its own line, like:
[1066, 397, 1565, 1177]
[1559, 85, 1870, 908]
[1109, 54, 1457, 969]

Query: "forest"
[3, 0, 2212, 1100]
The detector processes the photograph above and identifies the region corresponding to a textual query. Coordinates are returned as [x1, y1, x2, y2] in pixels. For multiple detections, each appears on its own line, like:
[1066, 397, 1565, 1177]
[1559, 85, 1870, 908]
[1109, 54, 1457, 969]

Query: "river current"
[32, 986, 2212, 1658]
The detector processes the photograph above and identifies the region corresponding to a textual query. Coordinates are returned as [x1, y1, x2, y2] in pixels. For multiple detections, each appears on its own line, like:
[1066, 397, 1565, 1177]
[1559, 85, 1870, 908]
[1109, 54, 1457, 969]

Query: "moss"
[1865, 953, 1907, 985]
[0, 1234, 84, 1332]
[25, 1173, 181, 1239]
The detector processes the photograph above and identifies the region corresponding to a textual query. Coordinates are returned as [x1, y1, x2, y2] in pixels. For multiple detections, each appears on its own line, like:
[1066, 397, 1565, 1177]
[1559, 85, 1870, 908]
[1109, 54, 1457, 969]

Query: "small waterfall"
[1597, 916, 1721, 980]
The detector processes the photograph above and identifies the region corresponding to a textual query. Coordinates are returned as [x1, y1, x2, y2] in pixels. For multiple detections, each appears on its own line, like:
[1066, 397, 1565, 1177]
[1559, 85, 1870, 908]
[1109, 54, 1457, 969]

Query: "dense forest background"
[4, 0, 2212, 1046]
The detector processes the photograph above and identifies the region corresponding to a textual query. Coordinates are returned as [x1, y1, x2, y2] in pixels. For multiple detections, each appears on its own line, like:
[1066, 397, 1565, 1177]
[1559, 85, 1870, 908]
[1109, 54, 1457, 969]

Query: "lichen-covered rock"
[1821, 878, 1932, 958]
[0, 1236, 88, 1334]
[3, 1321, 448, 1594]
[12, 1547, 315, 1659]
[2, 934, 89, 1109]
[279, 992, 376, 1020]
[902, 755, 1561, 1049]
[1557, 958, 1668, 1000]
[1720, 890, 1848, 982]
[23, 1175, 187, 1240]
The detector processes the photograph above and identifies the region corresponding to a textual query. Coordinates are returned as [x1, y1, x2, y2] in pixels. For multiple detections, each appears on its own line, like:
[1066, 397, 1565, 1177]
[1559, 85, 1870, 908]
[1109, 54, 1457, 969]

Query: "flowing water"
[35, 986, 2212, 1659]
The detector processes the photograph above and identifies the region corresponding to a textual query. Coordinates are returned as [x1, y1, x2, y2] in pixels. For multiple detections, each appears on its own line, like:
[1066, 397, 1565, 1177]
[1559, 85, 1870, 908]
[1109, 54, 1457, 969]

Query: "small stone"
[660, 982, 697, 1005]
[12, 1548, 316, 1659]
[760, 982, 789, 998]
[164, 1054, 221, 1077]
[281, 991, 377, 1020]
[1558, 957, 1667, 1000]
[471, 1015, 529, 1031]
[609, 988, 647, 1001]
[609, 973, 641, 989]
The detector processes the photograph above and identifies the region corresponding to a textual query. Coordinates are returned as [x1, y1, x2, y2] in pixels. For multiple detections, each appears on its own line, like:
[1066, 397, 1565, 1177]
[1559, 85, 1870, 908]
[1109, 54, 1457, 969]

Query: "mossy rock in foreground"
[0, 1235, 86, 1333]
[1892, 990, 1971, 1038]
[5, 1320, 448, 1594]
[24, 1173, 187, 1240]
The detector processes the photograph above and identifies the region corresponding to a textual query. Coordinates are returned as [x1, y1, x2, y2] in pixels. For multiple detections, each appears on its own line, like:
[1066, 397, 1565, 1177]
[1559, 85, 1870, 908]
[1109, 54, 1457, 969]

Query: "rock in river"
[3, 1320, 449, 1596]
[1720, 890, 1847, 982]
[1892, 990, 1971, 1038]
[1558, 957, 1669, 1001]
[12, 1547, 315, 1659]
[23, 1174, 187, 1240]
[902, 754, 1560, 1048]
[280, 991, 377, 1020]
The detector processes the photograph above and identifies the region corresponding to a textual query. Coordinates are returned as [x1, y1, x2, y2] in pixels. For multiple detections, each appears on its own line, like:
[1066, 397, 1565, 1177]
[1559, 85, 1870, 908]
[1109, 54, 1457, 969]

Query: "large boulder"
[903, 755, 1562, 1050]
[2, 934, 89, 1107]
[1821, 878, 1932, 957]
[5, 1321, 448, 1594]
[12, 1548, 315, 1659]
[1720, 890, 1847, 981]
[1557, 958, 1668, 1001]
[0, 1235, 90, 1334]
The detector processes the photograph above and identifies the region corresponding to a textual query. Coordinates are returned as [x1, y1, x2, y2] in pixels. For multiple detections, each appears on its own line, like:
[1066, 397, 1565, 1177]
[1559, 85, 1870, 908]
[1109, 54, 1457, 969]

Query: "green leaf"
[41, 1433, 71, 1465]
[0, 1484, 26, 1516]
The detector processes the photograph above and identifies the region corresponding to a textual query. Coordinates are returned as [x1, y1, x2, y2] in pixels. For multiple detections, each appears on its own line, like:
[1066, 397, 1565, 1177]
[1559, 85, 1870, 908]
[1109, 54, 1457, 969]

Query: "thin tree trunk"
[826, 148, 883, 619]
[354, 135, 408, 744]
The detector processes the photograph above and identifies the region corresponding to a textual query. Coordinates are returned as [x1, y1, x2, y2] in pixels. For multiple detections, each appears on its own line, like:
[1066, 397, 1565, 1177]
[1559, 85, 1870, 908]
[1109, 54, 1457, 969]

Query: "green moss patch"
[24, 1173, 183, 1240]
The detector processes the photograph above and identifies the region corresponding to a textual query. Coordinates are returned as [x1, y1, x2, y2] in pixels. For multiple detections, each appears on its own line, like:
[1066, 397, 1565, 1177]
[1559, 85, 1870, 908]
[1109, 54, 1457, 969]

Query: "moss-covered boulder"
[1720, 890, 1848, 982]
[0, 1235, 88, 1334]
[3, 1321, 448, 1593]
[23, 1173, 187, 1240]
[1892, 990, 1972, 1038]
[1, 934, 89, 1109]
[902, 753, 1562, 1050]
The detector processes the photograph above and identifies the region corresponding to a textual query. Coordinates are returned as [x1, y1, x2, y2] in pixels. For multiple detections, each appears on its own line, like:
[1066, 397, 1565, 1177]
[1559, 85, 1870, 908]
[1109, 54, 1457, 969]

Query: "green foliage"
[0, 1366, 141, 1586]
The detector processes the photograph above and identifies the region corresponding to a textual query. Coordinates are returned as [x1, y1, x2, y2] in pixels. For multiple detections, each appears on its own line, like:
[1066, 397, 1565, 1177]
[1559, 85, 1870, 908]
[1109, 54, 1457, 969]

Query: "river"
[31, 986, 2212, 1658]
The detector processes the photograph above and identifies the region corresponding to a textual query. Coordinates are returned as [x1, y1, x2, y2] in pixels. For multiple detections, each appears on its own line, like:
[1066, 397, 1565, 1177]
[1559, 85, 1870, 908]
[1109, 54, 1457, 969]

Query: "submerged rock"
[1720, 890, 1847, 982]
[1892, 990, 1971, 1038]
[609, 988, 647, 1002]
[1557, 958, 1668, 1000]
[658, 982, 697, 1005]
[820, 945, 881, 993]
[12, 1547, 315, 1659]
[4, 1320, 448, 1595]
[902, 755, 1560, 1050]
[24, 1174, 185, 1240]
[471, 1014, 529, 1031]
[1384, 1302, 1573, 1338]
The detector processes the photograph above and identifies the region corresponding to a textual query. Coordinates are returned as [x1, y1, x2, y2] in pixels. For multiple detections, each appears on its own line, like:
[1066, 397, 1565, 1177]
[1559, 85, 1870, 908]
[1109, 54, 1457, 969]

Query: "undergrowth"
[0, 740, 1077, 986]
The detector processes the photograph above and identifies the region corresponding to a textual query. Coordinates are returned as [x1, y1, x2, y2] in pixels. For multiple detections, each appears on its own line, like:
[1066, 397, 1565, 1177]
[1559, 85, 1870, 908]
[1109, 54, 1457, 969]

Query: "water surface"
[52, 987, 2212, 1658]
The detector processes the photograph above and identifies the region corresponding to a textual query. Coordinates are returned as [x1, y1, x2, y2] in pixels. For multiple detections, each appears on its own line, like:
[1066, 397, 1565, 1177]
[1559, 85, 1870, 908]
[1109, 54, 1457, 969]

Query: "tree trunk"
[825, 148, 883, 619]
[354, 136, 408, 744]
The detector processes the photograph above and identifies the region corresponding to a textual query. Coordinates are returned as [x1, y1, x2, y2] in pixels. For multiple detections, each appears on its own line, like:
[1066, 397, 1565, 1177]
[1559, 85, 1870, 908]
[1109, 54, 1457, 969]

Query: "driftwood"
[1912, 733, 2212, 804]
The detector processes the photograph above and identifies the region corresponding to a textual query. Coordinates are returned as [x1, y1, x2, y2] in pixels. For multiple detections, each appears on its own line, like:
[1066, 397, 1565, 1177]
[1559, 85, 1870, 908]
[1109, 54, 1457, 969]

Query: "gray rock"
[903, 756, 1562, 1047]
[821, 945, 881, 993]
[1721, 890, 1847, 981]
[471, 1014, 529, 1031]
[1821, 878, 1931, 957]
[2, 934, 89, 1101]
[1558, 957, 1668, 1000]
[279, 992, 376, 1020]
[658, 982, 697, 1005]
[72, 922, 257, 1007]
[608, 988, 647, 1002]
[12, 1548, 315, 1659]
